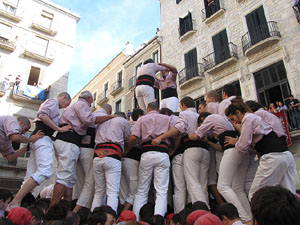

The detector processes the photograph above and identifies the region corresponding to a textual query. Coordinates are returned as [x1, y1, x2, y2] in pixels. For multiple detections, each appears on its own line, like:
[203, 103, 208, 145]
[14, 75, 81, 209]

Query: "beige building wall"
[123, 36, 161, 113]
[160, 0, 300, 189]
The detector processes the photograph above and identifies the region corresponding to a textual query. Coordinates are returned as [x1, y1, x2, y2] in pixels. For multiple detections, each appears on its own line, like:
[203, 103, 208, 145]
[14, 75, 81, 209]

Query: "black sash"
[94, 142, 122, 161]
[32, 121, 55, 137]
[254, 131, 288, 156]
[141, 140, 169, 154]
[124, 146, 142, 161]
[136, 75, 155, 87]
[218, 130, 239, 151]
[174, 135, 208, 157]
[55, 130, 83, 147]
[161, 88, 178, 99]
[80, 127, 96, 148]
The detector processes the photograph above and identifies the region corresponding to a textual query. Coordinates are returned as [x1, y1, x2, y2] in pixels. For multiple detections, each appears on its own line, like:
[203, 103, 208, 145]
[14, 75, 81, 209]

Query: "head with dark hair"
[289, 94, 294, 100]
[0, 189, 12, 211]
[88, 211, 106, 225]
[149, 215, 164, 225]
[198, 112, 211, 126]
[140, 203, 154, 223]
[64, 211, 80, 225]
[21, 193, 35, 208]
[44, 203, 68, 221]
[251, 186, 300, 225]
[180, 97, 195, 110]
[27, 205, 44, 225]
[245, 100, 263, 112]
[34, 198, 50, 214]
[159, 108, 173, 116]
[222, 84, 236, 98]
[197, 102, 206, 114]
[92, 206, 116, 225]
[115, 112, 126, 119]
[147, 102, 159, 112]
[216, 203, 240, 223]
[191, 201, 209, 212]
[169, 214, 179, 225]
[58, 200, 71, 212]
[143, 59, 154, 65]
[77, 207, 90, 225]
[177, 209, 191, 225]
[225, 99, 252, 124]
[131, 109, 144, 121]
[0, 218, 13, 225]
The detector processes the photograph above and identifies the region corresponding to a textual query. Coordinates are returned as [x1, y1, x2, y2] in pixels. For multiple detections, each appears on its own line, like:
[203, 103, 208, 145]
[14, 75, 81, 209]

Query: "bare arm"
[208, 141, 223, 152]
[10, 131, 44, 143]
[123, 135, 138, 156]
[159, 63, 178, 74]
[5, 146, 27, 162]
[39, 114, 72, 133]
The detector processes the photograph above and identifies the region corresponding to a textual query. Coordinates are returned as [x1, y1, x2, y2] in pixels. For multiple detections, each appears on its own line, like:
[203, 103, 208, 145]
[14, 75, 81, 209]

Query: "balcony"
[178, 19, 196, 42]
[23, 42, 54, 64]
[97, 91, 109, 105]
[203, 42, 238, 74]
[201, 3, 225, 24]
[128, 75, 136, 90]
[178, 63, 205, 89]
[242, 21, 281, 57]
[31, 17, 58, 36]
[0, 2, 23, 22]
[110, 81, 123, 96]
[11, 84, 48, 104]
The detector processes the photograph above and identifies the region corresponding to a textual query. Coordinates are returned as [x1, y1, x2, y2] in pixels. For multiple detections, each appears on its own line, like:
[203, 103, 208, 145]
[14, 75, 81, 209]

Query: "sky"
[52, 0, 161, 97]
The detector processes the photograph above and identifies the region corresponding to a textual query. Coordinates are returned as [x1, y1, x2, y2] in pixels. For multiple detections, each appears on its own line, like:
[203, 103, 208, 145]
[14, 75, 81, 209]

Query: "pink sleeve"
[235, 117, 255, 153]
[75, 101, 96, 126]
[196, 117, 214, 138]
[175, 113, 188, 134]
[131, 118, 142, 138]
[37, 99, 57, 119]
[5, 118, 20, 137]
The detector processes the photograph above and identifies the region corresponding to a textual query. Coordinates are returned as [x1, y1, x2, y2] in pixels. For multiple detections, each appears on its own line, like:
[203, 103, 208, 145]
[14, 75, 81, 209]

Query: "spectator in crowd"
[268, 103, 278, 114]
[251, 186, 300, 225]
[127, 110, 132, 121]
[277, 100, 288, 112]
[0, 189, 13, 217]
[287, 94, 300, 129]
[216, 203, 244, 225]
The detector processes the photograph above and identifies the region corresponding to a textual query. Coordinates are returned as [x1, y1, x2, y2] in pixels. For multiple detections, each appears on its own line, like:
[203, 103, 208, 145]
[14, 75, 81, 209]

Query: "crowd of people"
[0, 59, 300, 225]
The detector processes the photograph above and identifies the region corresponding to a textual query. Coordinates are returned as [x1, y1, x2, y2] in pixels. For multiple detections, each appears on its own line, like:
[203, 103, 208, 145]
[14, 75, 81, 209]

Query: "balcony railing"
[0, 35, 15, 51]
[23, 41, 55, 64]
[178, 63, 204, 87]
[203, 42, 238, 72]
[242, 21, 281, 54]
[97, 91, 109, 105]
[292, 4, 300, 24]
[31, 16, 58, 36]
[110, 80, 123, 96]
[0, 2, 23, 22]
[128, 75, 136, 90]
[11, 84, 48, 103]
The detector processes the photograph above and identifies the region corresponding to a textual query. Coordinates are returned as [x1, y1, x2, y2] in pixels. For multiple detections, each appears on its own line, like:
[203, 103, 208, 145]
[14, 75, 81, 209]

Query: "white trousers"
[172, 154, 186, 213]
[73, 147, 95, 209]
[133, 151, 170, 217]
[119, 158, 139, 205]
[54, 139, 80, 188]
[217, 148, 251, 222]
[249, 151, 296, 200]
[183, 147, 210, 206]
[24, 136, 53, 185]
[160, 97, 179, 112]
[244, 154, 258, 196]
[135, 85, 155, 112]
[91, 157, 121, 212]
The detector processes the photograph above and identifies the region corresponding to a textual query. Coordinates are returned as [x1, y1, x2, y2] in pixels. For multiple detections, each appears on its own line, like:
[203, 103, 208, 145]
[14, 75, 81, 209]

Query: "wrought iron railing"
[201, 0, 222, 20]
[203, 42, 238, 71]
[241, 21, 281, 53]
[128, 75, 136, 90]
[178, 63, 204, 85]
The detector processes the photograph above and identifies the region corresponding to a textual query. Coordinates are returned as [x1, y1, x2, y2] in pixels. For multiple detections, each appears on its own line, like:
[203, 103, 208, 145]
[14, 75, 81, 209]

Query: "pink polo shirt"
[235, 113, 272, 153]
[59, 99, 96, 135]
[95, 116, 131, 151]
[175, 108, 199, 134]
[206, 102, 219, 114]
[36, 98, 60, 125]
[218, 96, 236, 117]
[196, 114, 234, 138]
[131, 110, 172, 143]
[155, 72, 177, 90]
[0, 116, 22, 156]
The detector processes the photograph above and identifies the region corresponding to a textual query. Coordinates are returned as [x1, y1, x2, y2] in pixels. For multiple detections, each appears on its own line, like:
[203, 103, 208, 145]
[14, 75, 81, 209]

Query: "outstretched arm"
[159, 63, 178, 74]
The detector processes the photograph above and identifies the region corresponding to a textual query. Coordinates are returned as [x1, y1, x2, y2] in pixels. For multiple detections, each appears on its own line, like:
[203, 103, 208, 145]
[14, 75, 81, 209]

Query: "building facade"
[0, 0, 79, 192]
[160, 0, 300, 189]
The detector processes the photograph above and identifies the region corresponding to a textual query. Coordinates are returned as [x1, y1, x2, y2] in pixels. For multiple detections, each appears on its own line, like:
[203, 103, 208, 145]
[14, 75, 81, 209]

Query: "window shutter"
[213, 29, 230, 64]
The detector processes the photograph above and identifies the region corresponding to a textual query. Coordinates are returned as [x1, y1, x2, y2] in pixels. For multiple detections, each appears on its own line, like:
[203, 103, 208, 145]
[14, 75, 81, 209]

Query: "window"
[194, 96, 205, 111]
[3, 2, 17, 14]
[28, 66, 41, 85]
[104, 82, 108, 98]
[176, 0, 182, 4]
[216, 80, 241, 100]
[246, 6, 269, 46]
[179, 12, 193, 36]
[152, 51, 159, 64]
[204, 0, 221, 18]
[184, 48, 198, 79]
[116, 99, 121, 113]
[40, 10, 53, 29]
[135, 63, 142, 76]
[92, 92, 97, 108]
[254, 61, 290, 106]
[212, 29, 230, 65]
[117, 71, 122, 88]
